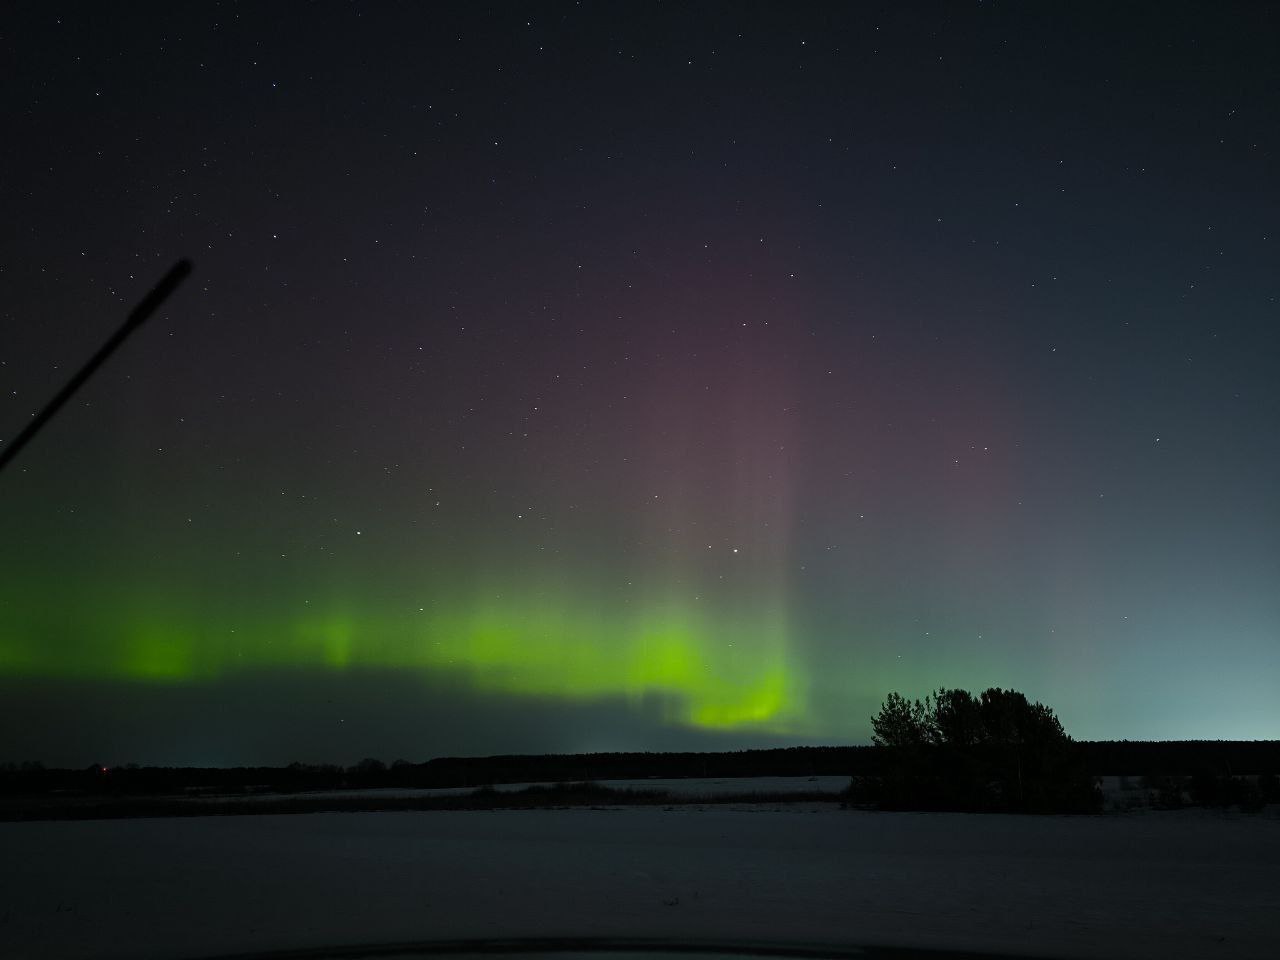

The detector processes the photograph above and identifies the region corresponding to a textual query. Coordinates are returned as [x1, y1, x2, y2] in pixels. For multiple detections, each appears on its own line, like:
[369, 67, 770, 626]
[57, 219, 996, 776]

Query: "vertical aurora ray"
[619, 322, 808, 730]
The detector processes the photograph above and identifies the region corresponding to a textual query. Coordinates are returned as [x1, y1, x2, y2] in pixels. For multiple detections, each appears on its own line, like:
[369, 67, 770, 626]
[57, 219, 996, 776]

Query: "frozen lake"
[3, 805, 1277, 960]
[204, 775, 852, 803]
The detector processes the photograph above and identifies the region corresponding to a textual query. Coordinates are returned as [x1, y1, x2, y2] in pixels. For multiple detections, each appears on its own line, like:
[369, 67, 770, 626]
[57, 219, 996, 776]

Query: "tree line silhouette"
[2, 699, 1277, 817]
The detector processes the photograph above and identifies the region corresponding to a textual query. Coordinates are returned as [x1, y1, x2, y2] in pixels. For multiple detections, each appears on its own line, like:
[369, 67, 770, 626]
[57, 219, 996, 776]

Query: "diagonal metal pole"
[0, 259, 192, 475]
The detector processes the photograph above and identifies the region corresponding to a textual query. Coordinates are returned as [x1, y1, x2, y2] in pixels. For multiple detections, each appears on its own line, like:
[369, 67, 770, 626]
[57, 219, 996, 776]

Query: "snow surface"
[3, 805, 1277, 960]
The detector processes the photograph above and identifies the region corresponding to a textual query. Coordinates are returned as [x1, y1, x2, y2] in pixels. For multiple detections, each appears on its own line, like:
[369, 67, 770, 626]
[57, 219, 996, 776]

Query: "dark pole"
[0, 259, 192, 475]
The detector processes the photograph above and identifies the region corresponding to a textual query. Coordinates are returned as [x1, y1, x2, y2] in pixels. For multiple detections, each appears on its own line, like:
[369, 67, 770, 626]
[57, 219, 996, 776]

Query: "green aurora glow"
[5, 3, 1280, 765]
[0, 568, 806, 733]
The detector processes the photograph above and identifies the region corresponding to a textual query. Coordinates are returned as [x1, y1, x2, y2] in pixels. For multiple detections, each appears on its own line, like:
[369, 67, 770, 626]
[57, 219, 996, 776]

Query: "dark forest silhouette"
[3, 731, 1278, 822]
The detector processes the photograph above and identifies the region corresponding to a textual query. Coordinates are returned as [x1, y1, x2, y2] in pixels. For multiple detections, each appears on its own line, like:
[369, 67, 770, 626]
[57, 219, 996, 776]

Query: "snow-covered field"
[3, 804, 1277, 960]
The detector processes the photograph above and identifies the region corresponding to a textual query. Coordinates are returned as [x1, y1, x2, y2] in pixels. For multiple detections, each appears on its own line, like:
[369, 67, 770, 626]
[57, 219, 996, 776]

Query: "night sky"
[2, 2, 1278, 766]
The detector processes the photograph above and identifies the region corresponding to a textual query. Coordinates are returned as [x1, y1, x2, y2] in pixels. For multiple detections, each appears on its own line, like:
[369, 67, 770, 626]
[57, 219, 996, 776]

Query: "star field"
[1, 2, 1278, 764]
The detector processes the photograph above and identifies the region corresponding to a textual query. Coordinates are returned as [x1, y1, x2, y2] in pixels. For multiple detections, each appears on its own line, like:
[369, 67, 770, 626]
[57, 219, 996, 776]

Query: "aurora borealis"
[2, 3, 1279, 764]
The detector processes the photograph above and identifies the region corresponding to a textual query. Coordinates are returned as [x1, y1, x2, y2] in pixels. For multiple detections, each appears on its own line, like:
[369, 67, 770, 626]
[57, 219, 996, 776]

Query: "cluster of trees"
[852, 687, 1101, 813]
